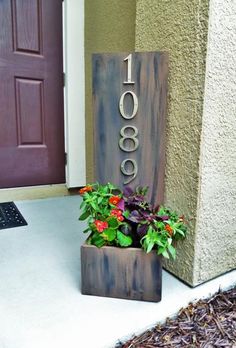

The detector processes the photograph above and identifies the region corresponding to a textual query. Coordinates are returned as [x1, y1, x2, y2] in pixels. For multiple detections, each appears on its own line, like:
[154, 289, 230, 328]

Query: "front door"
[0, 0, 65, 188]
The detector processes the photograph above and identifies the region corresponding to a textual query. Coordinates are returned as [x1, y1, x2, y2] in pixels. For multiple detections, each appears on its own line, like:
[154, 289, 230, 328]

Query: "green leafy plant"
[79, 183, 187, 259]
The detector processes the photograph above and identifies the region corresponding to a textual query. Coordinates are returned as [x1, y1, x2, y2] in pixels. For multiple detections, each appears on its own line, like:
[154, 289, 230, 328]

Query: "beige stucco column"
[193, 0, 236, 285]
[135, 0, 236, 285]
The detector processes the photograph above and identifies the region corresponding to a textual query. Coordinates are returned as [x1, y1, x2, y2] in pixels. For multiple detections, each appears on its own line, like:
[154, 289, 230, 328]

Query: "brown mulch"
[116, 287, 236, 348]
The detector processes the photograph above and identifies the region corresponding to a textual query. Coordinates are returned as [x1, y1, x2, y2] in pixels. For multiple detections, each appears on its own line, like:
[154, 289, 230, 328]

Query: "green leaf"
[82, 228, 90, 234]
[102, 228, 116, 242]
[161, 249, 170, 259]
[83, 192, 90, 200]
[155, 221, 165, 230]
[97, 197, 103, 204]
[146, 241, 154, 253]
[90, 233, 105, 248]
[95, 239, 106, 248]
[90, 201, 97, 210]
[117, 231, 132, 247]
[79, 210, 90, 221]
[107, 182, 117, 190]
[168, 244, 176, 259]
[156, 239, 165, 247]
[157, 247, 169, 259]
[175, 228, 185, 236]
[80, 201, 86, 209]
[123, 210, 130, 218]
[107, 216, 119, 229]
[87, 237, 92, 245]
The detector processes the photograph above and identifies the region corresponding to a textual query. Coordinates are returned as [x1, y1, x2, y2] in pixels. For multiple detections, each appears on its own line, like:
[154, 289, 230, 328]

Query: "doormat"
[0, 202, 27, 230]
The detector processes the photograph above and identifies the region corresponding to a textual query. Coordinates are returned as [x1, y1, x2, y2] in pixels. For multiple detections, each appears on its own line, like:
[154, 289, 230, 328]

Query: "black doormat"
[0, 202, 27, 230]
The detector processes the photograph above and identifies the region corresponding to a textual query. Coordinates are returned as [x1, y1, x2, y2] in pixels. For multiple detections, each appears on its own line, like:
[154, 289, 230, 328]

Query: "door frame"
[63, 0, 86, 188]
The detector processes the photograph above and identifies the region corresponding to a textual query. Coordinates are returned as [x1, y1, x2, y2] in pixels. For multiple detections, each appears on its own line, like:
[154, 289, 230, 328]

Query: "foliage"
[78, 183, 187, 259]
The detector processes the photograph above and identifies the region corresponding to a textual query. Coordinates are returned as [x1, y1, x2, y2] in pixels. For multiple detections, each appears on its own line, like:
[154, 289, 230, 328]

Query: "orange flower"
[110, 209, 124, 222]
[109, 196, 121, 206]
[94, 220, 108, 233]
[79, 186, 92, 195]
[165, 224, 173, 236]
[111, 209, 122, 216]
[117, 215, 124, 222]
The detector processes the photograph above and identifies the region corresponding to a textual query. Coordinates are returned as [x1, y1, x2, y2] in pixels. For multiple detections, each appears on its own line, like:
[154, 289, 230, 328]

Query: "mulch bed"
[116, 287, 236, 348]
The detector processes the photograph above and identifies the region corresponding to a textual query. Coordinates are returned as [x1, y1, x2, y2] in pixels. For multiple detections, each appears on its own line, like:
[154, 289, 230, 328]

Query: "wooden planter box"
[81, 243, 162, 302]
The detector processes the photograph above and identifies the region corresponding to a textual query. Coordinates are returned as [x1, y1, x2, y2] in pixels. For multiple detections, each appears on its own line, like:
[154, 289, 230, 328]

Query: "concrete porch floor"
[0, 196, 235, 348]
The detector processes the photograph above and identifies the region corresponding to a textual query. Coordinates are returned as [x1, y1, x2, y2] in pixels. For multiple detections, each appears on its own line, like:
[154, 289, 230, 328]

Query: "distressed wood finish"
[93, 52, 168, 206]
[81, 244, 162, 302]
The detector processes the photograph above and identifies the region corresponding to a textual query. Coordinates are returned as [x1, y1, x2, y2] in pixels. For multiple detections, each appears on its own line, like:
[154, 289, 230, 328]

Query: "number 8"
[119, 126, 139, 152]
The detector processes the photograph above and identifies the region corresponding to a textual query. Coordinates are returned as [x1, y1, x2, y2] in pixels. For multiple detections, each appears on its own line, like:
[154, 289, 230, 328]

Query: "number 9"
[120, 159, 138, 184]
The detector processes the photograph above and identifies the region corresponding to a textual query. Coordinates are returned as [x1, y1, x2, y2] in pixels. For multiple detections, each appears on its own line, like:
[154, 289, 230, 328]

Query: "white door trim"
[63, 0, 86, 187]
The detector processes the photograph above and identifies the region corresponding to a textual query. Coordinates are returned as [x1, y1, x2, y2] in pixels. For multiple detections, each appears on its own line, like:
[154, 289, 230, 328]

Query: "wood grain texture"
[93, 52, 168, 206]
[81, 244, 162, 302]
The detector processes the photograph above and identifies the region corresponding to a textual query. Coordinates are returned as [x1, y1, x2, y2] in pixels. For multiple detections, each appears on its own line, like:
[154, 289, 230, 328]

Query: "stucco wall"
[193, 0, 236, 284]
[85, 0, 136, 182]
[135, 0, 210, 285]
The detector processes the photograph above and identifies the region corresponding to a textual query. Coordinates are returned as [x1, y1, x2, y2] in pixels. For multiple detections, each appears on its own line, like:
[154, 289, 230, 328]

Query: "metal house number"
[119, 54, 139, 184]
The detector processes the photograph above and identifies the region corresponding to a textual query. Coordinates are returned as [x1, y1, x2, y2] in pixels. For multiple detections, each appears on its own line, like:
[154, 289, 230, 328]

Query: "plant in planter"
[79, 183, 187, 302]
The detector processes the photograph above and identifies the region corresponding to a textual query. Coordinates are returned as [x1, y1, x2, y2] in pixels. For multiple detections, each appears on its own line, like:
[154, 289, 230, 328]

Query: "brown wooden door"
[0, 0, 65, 188]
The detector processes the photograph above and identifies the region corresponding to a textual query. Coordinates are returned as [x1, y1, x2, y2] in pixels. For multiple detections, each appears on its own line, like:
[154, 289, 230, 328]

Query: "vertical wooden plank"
[93, 52, 168, 206]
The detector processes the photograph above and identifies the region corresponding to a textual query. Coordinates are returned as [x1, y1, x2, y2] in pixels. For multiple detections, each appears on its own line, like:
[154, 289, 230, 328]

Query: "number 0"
[119, 91, 138, 120]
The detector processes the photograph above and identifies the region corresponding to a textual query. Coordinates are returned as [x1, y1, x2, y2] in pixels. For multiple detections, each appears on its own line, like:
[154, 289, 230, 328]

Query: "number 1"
[123, 54, 135, 85]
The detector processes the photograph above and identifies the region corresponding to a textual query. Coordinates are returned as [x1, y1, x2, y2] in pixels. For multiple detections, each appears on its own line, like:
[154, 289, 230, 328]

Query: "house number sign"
[93, 52, 168, 205]
[119, 54, 139, 184]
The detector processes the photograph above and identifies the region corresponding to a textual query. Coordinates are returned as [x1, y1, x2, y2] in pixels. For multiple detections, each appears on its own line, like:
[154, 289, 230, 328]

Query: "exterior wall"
[135, 0, 210, 285]
[85, 0, 136, 182]
[193, 0, 236, 284]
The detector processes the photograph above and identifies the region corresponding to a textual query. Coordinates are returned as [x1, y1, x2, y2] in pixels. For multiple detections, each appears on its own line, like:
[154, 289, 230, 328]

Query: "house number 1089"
[119, 54, 139, 184]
